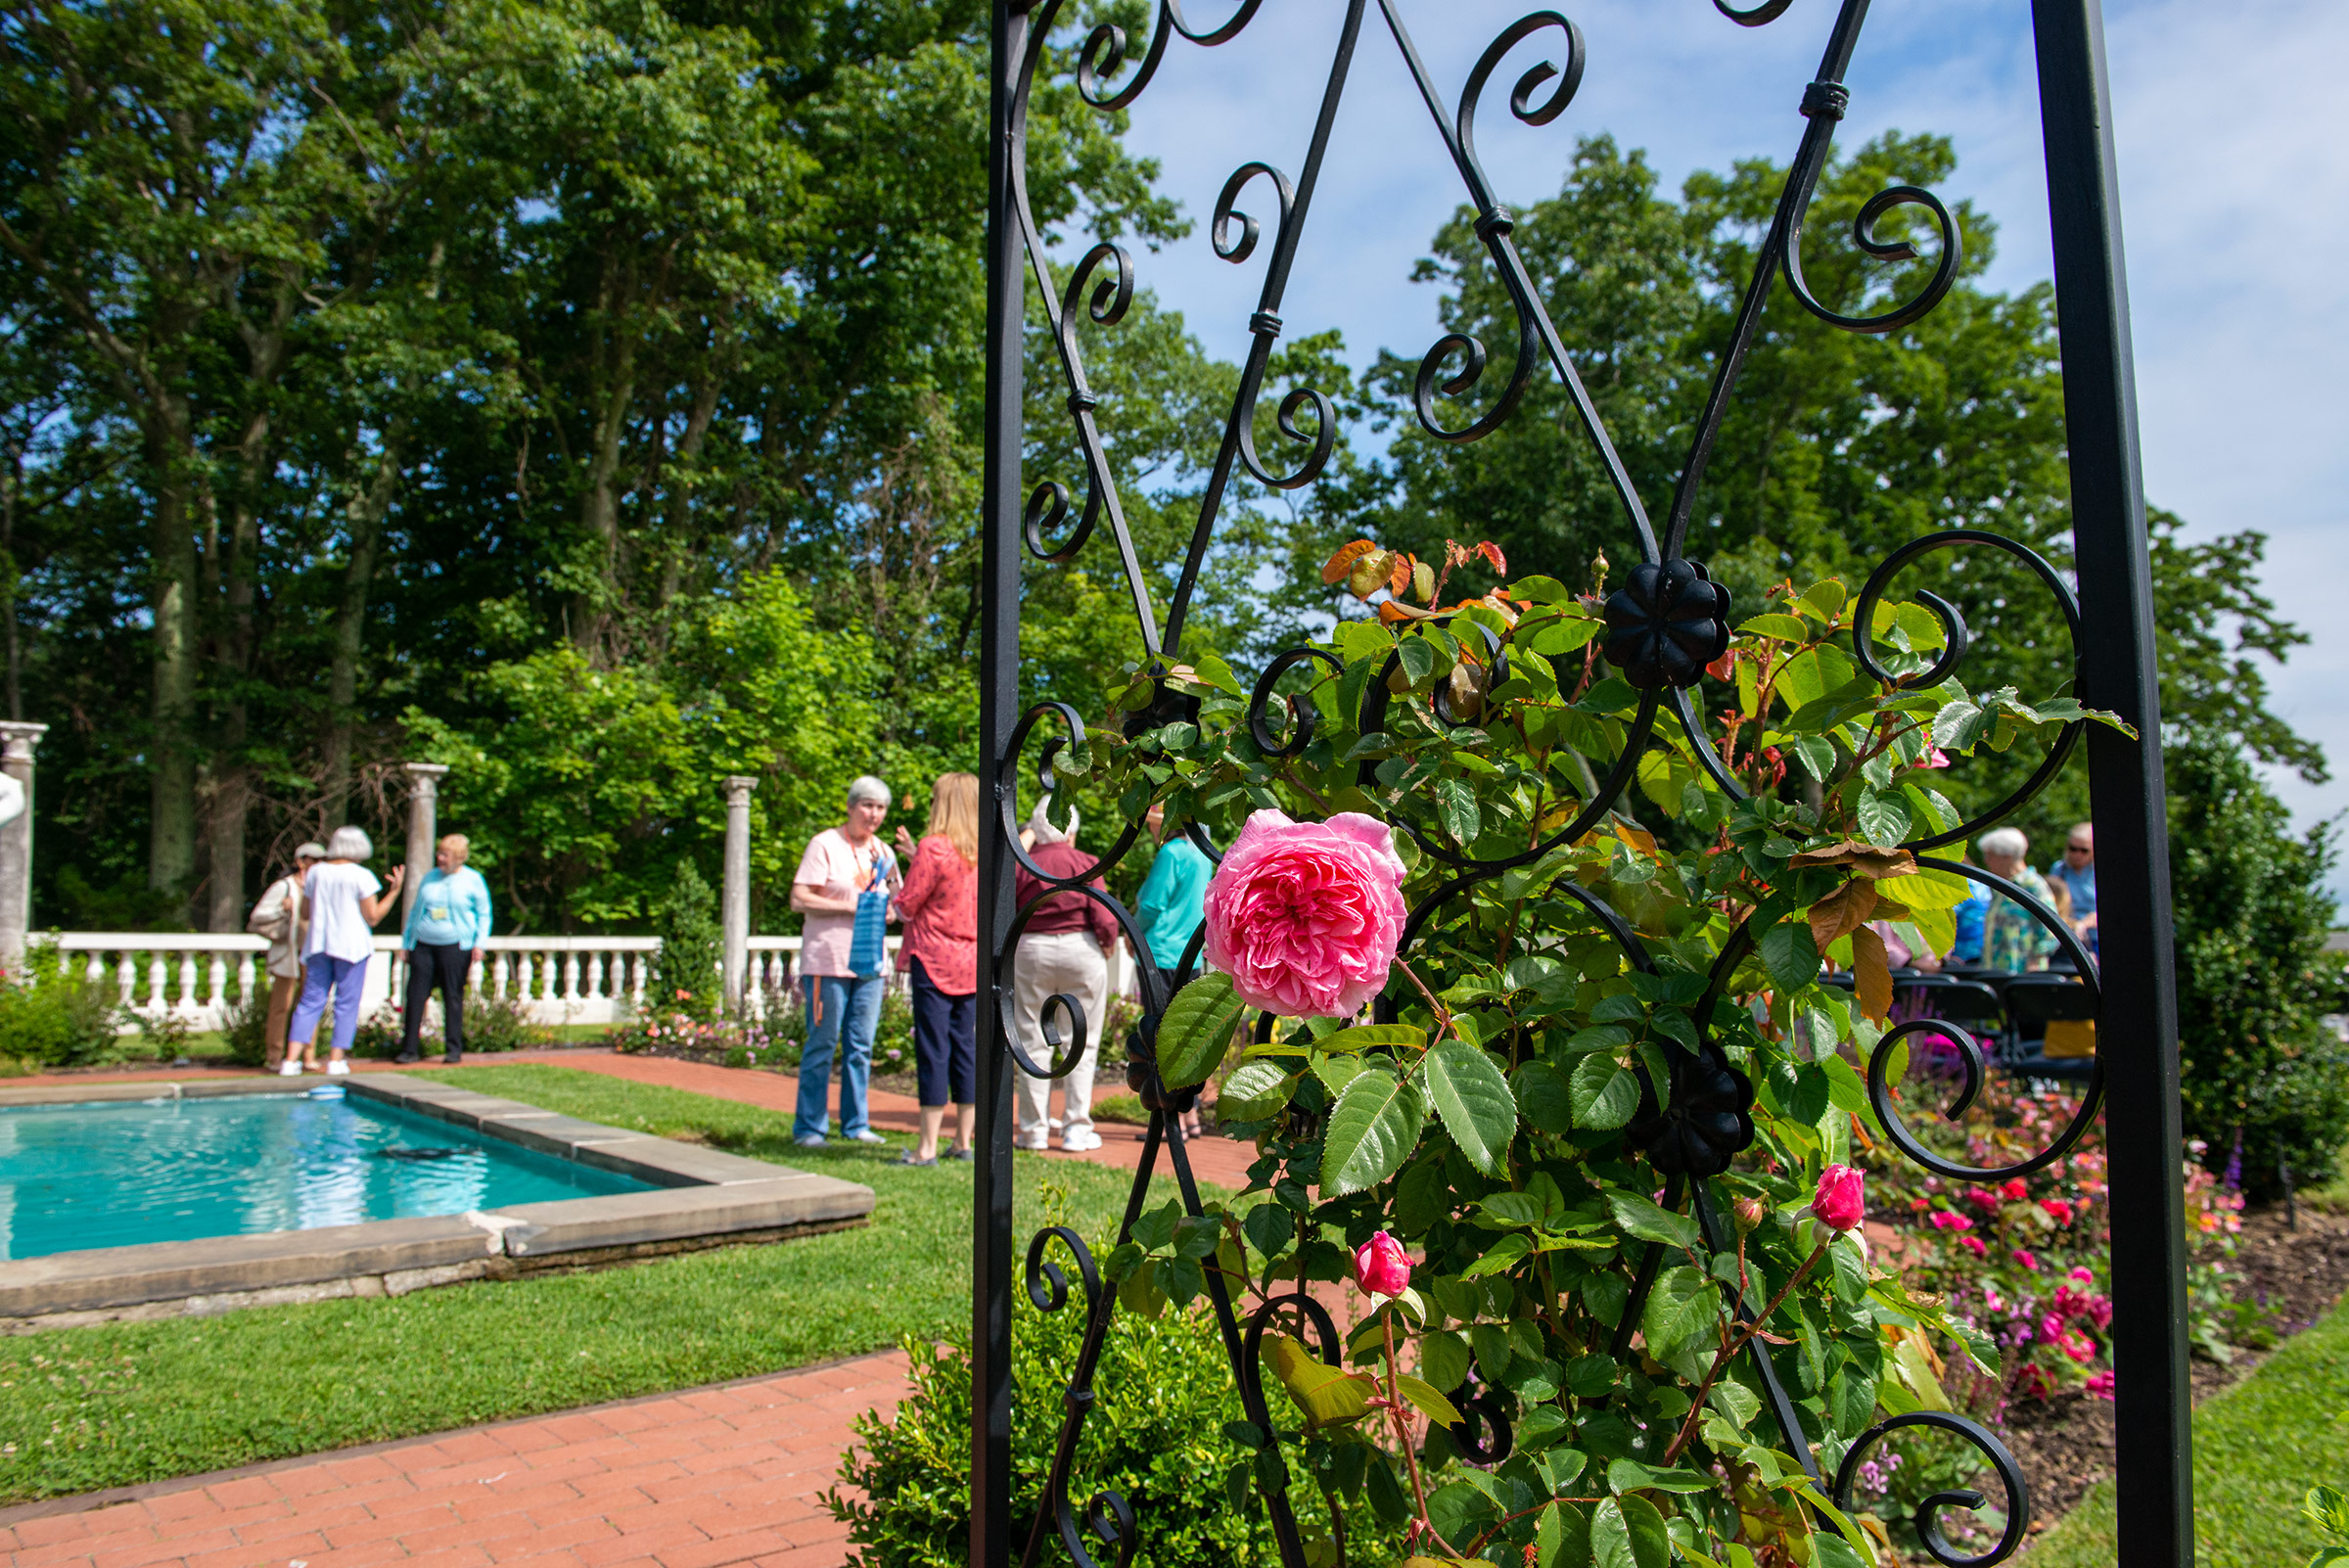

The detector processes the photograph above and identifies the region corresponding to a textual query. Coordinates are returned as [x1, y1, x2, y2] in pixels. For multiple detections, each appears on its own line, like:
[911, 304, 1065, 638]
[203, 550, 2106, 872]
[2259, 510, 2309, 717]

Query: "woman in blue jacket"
[399, 834, 494, 1063]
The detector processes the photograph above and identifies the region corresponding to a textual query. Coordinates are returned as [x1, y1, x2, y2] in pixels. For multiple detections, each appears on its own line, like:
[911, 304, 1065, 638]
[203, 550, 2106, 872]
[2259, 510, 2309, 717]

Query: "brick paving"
[0, 1353, 913, 1568]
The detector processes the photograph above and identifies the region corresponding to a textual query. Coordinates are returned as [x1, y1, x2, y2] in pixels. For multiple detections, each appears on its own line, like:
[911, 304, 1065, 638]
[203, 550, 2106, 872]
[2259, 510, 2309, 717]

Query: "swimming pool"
[0, 1088, 655, 1261]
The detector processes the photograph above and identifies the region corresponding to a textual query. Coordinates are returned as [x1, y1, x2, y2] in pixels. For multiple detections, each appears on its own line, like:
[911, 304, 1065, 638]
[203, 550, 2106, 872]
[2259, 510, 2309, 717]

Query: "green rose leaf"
[1424, 1040, 1518, 1175]
[1157, 972, 1244, 1090]
[1513, 1060, 1576, 1131]
[1605, 1190, 1701, 1250]
[1435, 775, 1481, 843]
[1855, 787, 1913, 848]
[1591, 1494, 1670, 1568]
[1569, 1055, 1640, 1130]
[1784, 733, 1837, 781]
[1417, 1329, 1471, 1393]
[1319, 1067, 1426, 1195]
[1637, 1265, 1715, 1360]
[1758, 921, 1822, 992]
[1217, 1059, 1294, 1121]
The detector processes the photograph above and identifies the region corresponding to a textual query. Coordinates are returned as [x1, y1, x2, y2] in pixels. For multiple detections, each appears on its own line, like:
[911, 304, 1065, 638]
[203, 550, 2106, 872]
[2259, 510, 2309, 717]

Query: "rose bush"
[1074, 542, 2141, 1565]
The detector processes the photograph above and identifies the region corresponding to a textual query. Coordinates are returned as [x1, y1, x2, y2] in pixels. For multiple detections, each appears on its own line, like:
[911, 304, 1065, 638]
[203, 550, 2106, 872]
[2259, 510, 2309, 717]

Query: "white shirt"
[302, 861, 383, 962]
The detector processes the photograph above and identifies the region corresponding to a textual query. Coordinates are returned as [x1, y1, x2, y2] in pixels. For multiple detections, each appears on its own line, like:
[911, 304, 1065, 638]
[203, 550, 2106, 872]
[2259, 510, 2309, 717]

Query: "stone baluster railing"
[44, 928, 1134, 1032]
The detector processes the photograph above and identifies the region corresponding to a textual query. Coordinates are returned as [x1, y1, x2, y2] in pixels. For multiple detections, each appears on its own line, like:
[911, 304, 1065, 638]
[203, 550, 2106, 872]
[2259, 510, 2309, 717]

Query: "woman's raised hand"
[894, 825, 916, 856]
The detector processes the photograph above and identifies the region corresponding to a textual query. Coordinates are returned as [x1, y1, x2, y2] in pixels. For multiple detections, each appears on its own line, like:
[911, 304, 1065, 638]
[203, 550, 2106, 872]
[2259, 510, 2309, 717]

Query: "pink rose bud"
[1353, 1231, 1411, 1299]
[1813, 1165, 1865, 1232]
[1732, 1196, 1766, 1233]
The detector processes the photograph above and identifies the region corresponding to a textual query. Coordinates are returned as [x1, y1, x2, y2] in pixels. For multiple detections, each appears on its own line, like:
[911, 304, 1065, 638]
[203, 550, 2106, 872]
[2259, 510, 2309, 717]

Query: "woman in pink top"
[788, 776, 898, 1146]
[891, 772, 980, 1165]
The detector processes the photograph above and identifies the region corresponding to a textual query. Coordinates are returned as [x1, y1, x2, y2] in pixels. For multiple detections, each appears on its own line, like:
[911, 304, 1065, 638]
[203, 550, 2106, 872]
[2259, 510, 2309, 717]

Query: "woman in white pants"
[1011, 805, 1119, 1152]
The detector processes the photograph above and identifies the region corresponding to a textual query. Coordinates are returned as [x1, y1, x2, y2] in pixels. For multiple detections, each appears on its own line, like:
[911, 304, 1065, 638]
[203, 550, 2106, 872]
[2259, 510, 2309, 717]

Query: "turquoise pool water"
[0, 1089, 653, 1260]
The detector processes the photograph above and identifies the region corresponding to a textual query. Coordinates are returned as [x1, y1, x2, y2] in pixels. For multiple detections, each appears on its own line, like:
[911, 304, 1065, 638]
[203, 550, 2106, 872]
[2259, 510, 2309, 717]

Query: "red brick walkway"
[0, 1352, 913, 1568]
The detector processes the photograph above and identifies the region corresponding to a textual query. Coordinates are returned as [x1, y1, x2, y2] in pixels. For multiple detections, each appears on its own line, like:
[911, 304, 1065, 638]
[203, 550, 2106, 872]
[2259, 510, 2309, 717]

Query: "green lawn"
[0, 1064, 1166, 1504]
[2026, 1289, 2349, 1566]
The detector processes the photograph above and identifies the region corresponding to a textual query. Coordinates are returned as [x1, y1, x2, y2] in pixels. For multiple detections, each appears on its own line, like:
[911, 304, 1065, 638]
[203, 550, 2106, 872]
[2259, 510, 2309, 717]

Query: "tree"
[2167, 741, 2348, 1200]
[1344, 133, 2324, 850]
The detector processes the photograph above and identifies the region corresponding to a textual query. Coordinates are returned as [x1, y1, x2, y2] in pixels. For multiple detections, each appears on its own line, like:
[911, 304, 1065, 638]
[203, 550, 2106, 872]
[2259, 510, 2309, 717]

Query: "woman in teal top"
[398, 834, 494, 1063]
[1135, 804, 1212, 975]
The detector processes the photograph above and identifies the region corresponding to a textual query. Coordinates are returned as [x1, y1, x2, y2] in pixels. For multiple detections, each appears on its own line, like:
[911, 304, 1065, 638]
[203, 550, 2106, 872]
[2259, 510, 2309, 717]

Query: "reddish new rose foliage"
[1353, 1230, 1410, 1299]
[1813, 1165, 1865, 1232]
[1202, 809, 1406, 1018]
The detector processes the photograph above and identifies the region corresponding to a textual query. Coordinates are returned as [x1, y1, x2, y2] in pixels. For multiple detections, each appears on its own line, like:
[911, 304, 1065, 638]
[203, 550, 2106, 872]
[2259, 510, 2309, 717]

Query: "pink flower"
[1959, 1235, 1987, 1257]
[2041, 1197, 2075, 1224]
[1963, 1187, 2001, 1216]
[2088, 1296, 2113, 1330]
[2001, 1178, 2029, 1201]
[1353, 1231, 1411, 1298]
[2012, 1248, 2040, 1271]
[2069, 1266, 2095, 1284]
[2059, 1330, 2096, 1364]
[1203, 810, 1406, 1017]
[2087, 1370, 2115, 1401]
[1813, 1165, 1865, 1232]
[1920, 745, 1952, 770]
[2040, 1313, 2065, 1342]
[2052, 1286, 2088, 1318]
[1929, 1211, 1973, 1232]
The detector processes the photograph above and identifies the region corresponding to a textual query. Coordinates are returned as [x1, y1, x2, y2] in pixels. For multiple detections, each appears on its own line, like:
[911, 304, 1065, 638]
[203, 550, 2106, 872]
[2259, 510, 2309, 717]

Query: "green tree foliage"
[0, 0, 1181, 930]
[1336, 133, 2323, 848]
[405, 571, 875, 929]
[2167, 741, 2348, 1200]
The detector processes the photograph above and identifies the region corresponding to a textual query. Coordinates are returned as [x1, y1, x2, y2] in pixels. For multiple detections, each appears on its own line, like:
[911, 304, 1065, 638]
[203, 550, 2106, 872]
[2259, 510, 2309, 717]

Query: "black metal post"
[2031, 2, 2192, 1561]
[972, 4, 1026, 1565]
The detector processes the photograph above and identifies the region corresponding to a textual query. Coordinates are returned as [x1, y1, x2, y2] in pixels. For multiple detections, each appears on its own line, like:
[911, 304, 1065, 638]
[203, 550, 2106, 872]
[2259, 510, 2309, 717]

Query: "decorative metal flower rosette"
[983, 3, 2118, 1562]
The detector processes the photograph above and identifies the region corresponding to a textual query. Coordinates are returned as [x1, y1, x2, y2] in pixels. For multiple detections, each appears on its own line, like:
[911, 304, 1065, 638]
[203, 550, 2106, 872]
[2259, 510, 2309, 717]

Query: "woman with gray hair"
[286, 826, 406, 1076]
[1976, 825, 2058, 972]
[788, 775, 899, 1146]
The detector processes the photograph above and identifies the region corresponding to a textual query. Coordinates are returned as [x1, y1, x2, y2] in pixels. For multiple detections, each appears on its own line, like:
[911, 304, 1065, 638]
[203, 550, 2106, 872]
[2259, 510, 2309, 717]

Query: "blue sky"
[1087, 0, 2349, 903]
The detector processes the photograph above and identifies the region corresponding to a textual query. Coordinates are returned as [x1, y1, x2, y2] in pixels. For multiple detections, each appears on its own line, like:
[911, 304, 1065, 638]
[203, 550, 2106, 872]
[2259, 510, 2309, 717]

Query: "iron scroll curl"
[984, 3, 2070, 1564]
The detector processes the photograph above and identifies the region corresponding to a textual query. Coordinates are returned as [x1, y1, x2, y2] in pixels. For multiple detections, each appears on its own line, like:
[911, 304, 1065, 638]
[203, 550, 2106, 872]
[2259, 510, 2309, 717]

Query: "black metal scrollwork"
[992, 2, 2064, 1563]
[1834, 1412, 2031, 1568]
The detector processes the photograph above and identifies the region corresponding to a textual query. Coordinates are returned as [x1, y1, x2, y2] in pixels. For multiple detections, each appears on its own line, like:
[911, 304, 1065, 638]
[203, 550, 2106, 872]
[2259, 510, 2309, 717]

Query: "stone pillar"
[722, 775, 757, 1017]
[402, 762, 448, 929]
[0, 722, 45, 970]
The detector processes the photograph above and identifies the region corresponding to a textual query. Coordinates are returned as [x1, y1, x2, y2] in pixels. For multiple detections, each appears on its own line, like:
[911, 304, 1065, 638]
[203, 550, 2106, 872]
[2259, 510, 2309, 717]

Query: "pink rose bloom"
[1203, 810, 1406, 1017]
[2051, 1286, 2087, 1318]
[1353, 1230, 1411, 1298]
[2013, 1248, 2040, 1271]
[1959, 1235, 1987, 1257]
[2060, 1330, 2096, 1364]
[1929, 1211, 1973, 1232]
[2041, 1197, 2076, 1224]
[2001, 1178, 2029, 1201]
[2088, 1296, 2113, 1330]
[1963, 1187, 2000, 1216]
[2069, 1266, 2096, 1284]
[2040, 1313, 2065, 1343]
[2087, 1369, 2115, 1401]
[1813, 1165, 1865, 1232]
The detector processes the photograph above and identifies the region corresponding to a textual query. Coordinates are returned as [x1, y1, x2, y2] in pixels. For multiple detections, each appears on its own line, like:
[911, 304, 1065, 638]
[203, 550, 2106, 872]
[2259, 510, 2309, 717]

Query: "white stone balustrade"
[48, 928, 1139, 1032]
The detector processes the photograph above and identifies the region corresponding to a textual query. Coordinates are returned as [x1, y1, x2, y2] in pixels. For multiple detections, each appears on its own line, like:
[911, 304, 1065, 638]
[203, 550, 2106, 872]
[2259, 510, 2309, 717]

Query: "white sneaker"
[1061, 1130, 1102, 1152]
[278, 1060, 303, 1077]
[1015, 1134, 1051, 1152]
[326, 1060, 350, 1077]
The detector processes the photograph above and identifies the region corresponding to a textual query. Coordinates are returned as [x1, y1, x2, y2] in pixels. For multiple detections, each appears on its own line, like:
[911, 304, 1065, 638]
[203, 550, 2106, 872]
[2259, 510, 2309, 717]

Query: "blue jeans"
[796, 973, 885, 1140]
[289, 953, 368, 1056]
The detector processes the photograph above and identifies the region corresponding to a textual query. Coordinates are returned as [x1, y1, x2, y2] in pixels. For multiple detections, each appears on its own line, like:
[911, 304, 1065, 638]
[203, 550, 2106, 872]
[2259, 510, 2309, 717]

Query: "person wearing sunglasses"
[2046, 824, 2097, 943]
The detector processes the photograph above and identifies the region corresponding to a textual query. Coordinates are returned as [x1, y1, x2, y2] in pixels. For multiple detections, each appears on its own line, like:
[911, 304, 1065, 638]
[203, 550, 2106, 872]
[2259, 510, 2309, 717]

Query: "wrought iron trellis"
[973, 1, 2190, 1564]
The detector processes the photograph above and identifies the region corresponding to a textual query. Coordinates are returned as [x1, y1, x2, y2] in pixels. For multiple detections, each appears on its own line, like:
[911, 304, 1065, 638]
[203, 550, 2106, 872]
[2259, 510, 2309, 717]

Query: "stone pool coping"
[0, 1073, 876, 1328]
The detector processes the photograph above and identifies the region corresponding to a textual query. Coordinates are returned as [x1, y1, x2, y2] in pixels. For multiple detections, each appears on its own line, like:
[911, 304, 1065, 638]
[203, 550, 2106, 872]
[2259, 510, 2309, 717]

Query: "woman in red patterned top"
[892, 772, 980, 1164]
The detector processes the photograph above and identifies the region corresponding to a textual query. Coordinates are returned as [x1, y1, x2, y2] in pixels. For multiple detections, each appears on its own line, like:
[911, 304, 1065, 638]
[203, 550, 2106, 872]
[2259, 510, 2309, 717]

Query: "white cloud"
[1093, 0, 2346, 900]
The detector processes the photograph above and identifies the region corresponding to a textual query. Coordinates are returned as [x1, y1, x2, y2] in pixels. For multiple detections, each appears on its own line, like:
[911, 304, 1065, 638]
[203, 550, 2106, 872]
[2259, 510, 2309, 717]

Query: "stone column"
[722, 775, 757, 1017]
[402, 762, 449, 929]
[0, 722, 46, 969]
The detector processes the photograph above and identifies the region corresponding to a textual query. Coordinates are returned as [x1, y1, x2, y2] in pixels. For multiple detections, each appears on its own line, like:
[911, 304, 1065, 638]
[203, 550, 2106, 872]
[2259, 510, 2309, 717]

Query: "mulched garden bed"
[2007, 1201, 2349, 1551]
